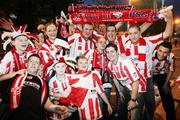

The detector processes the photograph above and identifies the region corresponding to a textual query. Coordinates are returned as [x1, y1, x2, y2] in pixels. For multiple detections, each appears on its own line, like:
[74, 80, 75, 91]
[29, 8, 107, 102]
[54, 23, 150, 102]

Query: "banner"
[70, 10, 159, 24]
[68, 4, 133, 13]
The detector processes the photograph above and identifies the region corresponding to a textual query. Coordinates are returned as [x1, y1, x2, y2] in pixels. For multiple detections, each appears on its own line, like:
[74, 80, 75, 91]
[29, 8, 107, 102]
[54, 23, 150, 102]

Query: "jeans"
[153, 74, 176, 120]
[143, 77, 155, 120]
[99, 88, 112, 117]
[116, 83, 144, 120]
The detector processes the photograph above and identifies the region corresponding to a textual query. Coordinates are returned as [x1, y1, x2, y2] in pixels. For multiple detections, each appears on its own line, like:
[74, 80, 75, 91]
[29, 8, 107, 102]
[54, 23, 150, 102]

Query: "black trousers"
[153, 74, 176, 120]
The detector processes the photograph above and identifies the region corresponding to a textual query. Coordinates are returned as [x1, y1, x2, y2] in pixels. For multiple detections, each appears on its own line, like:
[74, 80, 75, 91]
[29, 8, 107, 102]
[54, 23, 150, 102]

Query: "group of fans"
[0, 4, 177, 120]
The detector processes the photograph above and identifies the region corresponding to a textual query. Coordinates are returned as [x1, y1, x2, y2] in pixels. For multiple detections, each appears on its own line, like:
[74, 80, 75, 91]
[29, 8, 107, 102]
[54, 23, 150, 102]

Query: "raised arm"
[115, 22, 123, 30]
[140, 22, 153, 34]
[162, 10, 173, 39]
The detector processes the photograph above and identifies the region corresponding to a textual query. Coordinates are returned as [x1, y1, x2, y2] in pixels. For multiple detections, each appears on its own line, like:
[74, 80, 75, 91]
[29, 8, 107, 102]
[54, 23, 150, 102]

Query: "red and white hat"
[1, 24, 35, 50]
[46, 56, 76, 75]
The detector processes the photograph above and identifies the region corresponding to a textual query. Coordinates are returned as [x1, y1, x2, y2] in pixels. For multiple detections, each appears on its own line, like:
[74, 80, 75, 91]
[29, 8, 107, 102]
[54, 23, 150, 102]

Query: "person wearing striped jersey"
[123, 8, 173, 120]
[48, 57, 78, 120]
[84, 37, 113, 117]
[72, 55, 113, 120]
[106, 22, 153, 55]
[0, 54, 69, 120]
[105, 22, 152, 117]
[0, 25, 35, 81]
[152, 41, 176, 120]
[68, 23, 96, 60]
[105, 43, 147, 120]
[39, 22, 69, 79]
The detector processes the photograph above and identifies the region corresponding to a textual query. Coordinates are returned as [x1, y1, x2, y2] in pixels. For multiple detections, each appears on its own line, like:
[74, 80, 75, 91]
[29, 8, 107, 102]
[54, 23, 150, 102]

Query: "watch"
[131, 98, 137, 102]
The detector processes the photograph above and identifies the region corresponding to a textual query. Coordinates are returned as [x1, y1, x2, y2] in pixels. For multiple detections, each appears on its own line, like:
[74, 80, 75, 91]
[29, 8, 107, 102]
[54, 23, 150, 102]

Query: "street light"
[128, 0, 137, 6]
[174, 18, 180, 36]
[174, 18, 180, 25]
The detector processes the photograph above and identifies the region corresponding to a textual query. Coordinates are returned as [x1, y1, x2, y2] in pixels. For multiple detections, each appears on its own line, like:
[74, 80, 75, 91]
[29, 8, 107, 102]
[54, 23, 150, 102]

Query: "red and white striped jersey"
[49, 74, 72, 99]
[124, 33, 163, 78]
[152, 51, 175, 75]
[0, 49, 26, 75]
[107, 35, 129, 55]
[84, 49, 112, 88]
[115, 35, 129, 54]
[84, 49, 108, 72]
[68, 33, 96, 59]
[108, 56, 147, 92]
[71, 71, 104, 120]
[39, 39, 59, 65]
[48, 74, 73, 120]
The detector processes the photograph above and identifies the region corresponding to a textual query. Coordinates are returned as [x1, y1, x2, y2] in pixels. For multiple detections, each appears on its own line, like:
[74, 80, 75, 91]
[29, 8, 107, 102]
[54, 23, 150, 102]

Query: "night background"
[0, 0, 179, 31]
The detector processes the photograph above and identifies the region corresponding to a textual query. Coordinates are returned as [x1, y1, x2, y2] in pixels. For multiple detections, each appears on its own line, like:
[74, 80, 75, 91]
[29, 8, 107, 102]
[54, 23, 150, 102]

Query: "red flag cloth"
[59, 87, 88, 107]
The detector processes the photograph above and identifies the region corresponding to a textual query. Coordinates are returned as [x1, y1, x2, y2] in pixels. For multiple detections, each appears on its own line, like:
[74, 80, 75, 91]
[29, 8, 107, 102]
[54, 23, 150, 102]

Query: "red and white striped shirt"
[152, 51, 175, 75]
[84, 49, 112, 88]
[84, 49, 108, 72]
[124, 33, 163, 78]
[68, 33, 96, 59]
[39, 39, 58, 65]
[0, 48, 27, 76]
[107, 35, 129, 55]
[108, 56, 146, 92]
[48, 74, 73, 120]
[71, 71, 104, 120]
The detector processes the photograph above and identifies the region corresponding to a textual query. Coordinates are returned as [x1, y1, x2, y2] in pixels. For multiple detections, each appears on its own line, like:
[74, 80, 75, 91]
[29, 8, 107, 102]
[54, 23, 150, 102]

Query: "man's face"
[46, 24, 57, 42]
[128, 27, 141, 44]
[107, 26, 116, 42]
[26, 56, 41, 75]
[96, 37, 106, 52]
[157, 46, 170, 60]
[82, 24, 93, 40]
[53, 62, 67, 75]
[77, 58, 88, 71]
[106, 46, 118, 63]
[12, 36, 29, 52]
[98, 23, 106, 36]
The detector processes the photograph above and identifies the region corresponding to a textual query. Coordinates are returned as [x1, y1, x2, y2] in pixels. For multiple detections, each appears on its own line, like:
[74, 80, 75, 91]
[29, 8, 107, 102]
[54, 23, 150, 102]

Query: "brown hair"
[76, 55, 87, 62]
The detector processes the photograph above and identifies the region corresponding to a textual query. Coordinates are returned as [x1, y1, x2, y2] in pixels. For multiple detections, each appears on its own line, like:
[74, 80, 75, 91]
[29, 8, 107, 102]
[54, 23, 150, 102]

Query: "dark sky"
[0, 0, 179, 31]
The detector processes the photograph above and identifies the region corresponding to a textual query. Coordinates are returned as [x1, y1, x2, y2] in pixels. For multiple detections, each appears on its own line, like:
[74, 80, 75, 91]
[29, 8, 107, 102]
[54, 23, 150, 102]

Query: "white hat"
[54, 38, 70, 49]
[46, 56, 76, 75]
[1, 24, 35, 50]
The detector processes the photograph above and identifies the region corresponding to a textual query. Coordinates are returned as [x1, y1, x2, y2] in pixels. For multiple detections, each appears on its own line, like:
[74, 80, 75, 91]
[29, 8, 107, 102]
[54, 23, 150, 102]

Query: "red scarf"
[11, 47, 26, 71]
[125, 38, 147, 78]
[10, 72, 47, 110]
[117, 37, 125, 54]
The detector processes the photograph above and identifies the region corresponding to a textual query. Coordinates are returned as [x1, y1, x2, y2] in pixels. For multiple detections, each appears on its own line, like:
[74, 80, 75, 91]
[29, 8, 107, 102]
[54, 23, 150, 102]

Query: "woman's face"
[46, 24, 57, 42]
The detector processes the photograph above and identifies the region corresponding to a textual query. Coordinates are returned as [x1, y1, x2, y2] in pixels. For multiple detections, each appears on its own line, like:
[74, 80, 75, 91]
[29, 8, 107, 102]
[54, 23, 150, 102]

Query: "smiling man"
[105, 43, 146, 120]
[68, 23, 96, 60]
[152, 41, 176, 120]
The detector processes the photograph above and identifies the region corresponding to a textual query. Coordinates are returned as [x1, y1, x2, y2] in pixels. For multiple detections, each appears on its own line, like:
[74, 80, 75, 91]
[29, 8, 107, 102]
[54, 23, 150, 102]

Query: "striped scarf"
[11, 48, 26, 71]
[125, 38, 148, 78]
